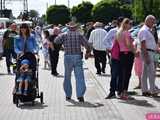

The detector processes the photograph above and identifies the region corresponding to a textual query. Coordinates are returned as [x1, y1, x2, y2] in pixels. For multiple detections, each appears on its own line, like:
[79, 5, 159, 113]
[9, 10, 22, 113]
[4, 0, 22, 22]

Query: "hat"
[66, 21, 78, 28]
[93, 22, 103, 28]
[21, 59, 30, 65]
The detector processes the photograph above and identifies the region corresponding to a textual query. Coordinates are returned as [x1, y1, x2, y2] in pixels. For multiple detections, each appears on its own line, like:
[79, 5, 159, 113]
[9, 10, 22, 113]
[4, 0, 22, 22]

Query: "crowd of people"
[0, 14, 160, 102]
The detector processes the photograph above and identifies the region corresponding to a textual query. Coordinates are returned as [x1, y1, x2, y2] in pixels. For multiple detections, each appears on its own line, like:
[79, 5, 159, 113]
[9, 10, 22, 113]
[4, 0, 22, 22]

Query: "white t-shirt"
[138, 25, 157, 50]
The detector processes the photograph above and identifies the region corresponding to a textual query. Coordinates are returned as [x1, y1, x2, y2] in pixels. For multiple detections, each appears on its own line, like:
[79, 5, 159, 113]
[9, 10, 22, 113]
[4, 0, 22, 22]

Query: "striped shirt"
[54, 30, 90, 55]
[88, 28, 107, 51]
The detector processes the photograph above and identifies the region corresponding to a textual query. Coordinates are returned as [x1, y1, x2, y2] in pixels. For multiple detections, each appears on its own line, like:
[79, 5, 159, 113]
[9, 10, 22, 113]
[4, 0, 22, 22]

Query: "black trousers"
[93, 49, 106, 73]
[49, 49, 59, 74]
[118, 52, 134, 93]
[4, 49, 17, 72]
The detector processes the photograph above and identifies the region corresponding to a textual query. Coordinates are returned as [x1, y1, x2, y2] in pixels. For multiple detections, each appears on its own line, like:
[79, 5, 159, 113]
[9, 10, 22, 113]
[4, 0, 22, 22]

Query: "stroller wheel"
[32, 101, 35, 106]
[15, 97, 19, 107]
[40, 92, 44, 104]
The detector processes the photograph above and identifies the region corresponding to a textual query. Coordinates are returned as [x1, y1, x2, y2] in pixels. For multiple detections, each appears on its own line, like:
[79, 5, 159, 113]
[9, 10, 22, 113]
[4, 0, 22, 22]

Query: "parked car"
[0, 18, 10, 29]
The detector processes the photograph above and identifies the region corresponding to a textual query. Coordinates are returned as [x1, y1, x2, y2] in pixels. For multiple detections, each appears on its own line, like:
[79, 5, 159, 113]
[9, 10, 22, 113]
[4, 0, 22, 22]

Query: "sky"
[5, 0, 101, 17]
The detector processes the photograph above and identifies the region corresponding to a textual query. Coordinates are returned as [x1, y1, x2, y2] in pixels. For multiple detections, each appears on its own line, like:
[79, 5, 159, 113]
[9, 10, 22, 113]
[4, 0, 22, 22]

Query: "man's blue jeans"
[64, 55, 86, 98]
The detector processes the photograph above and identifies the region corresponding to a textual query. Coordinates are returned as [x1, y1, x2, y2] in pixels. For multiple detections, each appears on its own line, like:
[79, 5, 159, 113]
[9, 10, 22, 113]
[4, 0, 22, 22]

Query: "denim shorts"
[17, 75, 32, 82]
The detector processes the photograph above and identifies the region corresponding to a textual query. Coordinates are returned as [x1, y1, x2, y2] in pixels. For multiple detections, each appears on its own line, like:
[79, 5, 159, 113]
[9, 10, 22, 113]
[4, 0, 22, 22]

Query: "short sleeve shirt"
[138, 25, 157, 50]
[118, 31, 133, 52]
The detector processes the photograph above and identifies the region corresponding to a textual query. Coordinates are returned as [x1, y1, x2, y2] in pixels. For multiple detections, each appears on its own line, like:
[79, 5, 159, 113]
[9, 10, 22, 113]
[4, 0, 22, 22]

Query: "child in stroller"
[16, 59, 32, 95]
[13, 52, 43, 106]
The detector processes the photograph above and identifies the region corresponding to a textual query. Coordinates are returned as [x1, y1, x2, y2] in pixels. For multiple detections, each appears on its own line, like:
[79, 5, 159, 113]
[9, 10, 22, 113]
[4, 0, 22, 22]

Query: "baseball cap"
[21, 59, 30, 65]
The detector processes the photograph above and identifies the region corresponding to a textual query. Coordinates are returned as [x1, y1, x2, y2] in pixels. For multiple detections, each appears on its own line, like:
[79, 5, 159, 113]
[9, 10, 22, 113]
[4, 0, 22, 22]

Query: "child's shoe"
[23, 90, 28, 96]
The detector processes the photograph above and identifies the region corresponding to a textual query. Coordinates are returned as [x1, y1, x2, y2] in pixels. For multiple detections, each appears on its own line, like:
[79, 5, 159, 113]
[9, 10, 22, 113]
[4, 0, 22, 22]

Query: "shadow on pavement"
[0, 73, 15, 76]
[66, 99, 104, 108]
[156, 69, 160, 72]
[83, 67, 89, 70]
[0, 73, 8, 75]
[98, 74, 111, 77]
[156, 74, 160, 77]
[41, 68, 51, 71]
[153, 96, 160, 102]
[119, 99, 155, 108]
[127, 91, 139, 95]
[19, 102, 48, 110]
[55, 75, 64, 78]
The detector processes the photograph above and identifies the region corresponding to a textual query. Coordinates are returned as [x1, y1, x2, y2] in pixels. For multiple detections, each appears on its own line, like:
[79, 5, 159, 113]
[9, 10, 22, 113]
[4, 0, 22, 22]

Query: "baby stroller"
[12, 52, 43, 107]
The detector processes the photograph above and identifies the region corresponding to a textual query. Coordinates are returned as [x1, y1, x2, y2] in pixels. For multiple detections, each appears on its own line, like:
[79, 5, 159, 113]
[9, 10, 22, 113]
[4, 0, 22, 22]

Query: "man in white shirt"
[89, 22, 107, 75]
[138, 15, 157, 97]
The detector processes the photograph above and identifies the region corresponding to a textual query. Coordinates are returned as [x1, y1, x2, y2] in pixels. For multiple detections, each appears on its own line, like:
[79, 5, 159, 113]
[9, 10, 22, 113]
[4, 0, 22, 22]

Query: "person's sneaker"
[23, 90, 28, 96]
[78, 97, 84, 102]
[134, 86, 141, 89]
[105, 93, 116, 99]
[52, 72, 59, 76]
[96, 72, 101, 75]
[66, 97, 71, 101]
[117, 92, 122, 98]
[7, 70, 12, 75]
[102, 69, 105, 74]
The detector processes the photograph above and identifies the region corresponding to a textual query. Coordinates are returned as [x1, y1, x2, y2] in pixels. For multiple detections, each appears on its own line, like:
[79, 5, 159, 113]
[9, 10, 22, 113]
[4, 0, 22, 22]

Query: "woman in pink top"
[116, 18, 136, 100]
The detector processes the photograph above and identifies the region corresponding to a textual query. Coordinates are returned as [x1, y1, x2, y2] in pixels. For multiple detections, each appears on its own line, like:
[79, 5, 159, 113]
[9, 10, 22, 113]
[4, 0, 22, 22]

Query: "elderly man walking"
[89, 22, 107, 75]
[138, 15, 158, 97]
[54, 21, 91, 102]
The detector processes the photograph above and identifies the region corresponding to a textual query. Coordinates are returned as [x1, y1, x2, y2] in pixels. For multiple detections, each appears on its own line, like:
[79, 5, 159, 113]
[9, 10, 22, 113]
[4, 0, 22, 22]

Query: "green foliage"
[92, 0, 132, 23]
[44, 0, 160, 25]
[46, 5, 70, 25]
[132, 0, 160, 22]
[71, 1, 93, 23]
[29, 10, 39, 18]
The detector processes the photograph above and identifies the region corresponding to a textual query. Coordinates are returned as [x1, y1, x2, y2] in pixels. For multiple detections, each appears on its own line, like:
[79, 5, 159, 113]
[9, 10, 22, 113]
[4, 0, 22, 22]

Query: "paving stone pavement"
[86, 57, 160, 120]
[0, 51, 160, 120]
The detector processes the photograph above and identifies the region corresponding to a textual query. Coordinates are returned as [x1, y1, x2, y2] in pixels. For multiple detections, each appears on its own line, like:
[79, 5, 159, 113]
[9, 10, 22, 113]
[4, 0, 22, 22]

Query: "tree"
[120, 4, 132, 18]
[92, 0, 132, 24]
[29, 10, 39, 18]
[71, 1, 93, 23]
[132, 0, 160, 22]
[46, 5, 70, 25]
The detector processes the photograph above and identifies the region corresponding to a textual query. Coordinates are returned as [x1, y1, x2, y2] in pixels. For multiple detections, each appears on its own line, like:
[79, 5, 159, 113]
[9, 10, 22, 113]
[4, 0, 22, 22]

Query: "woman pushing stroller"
[14, 23, 38, 95]
[12, 23, 43, 106]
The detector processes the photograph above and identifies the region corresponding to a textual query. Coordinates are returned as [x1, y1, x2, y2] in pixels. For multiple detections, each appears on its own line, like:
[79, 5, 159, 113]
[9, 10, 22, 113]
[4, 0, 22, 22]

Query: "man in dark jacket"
[3, 23, 17, 74]
[48, 27, 62, 76]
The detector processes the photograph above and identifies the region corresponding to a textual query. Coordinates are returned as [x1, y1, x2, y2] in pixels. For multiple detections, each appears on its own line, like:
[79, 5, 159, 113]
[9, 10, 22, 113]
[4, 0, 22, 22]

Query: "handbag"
[111, 39, 120, 60]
